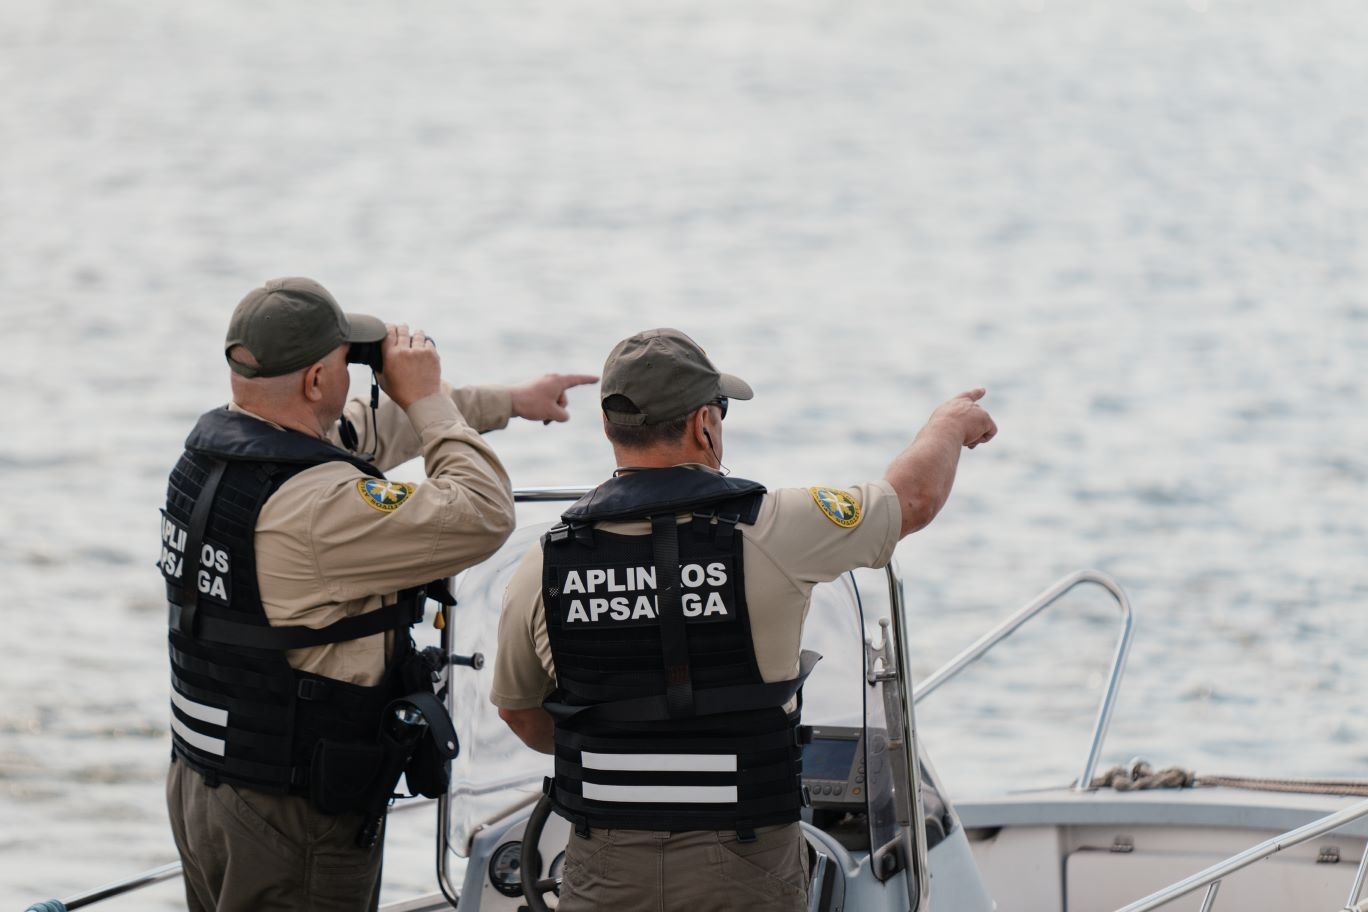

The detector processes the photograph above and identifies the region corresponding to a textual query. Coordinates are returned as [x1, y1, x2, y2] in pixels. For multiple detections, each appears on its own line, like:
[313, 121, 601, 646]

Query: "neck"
[611, 444, 715, 473]
[232, 399, 327, 439]
[612, 462, 720, 477]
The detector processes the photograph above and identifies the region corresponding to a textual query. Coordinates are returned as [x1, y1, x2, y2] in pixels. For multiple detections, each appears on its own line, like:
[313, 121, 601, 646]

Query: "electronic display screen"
[802, 738, 859, 781]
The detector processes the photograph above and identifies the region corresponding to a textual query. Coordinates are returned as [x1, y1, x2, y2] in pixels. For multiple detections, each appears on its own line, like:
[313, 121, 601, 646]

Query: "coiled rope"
[1089, 761, 1368, 797]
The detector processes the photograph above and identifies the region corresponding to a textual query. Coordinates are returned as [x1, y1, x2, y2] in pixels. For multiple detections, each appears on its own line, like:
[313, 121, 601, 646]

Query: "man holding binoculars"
[160, 276, 594, 912]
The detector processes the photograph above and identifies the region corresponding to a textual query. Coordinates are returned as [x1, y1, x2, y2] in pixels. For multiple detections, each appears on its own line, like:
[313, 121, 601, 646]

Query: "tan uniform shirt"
[238, 383, 516, 686]
[491, 468, 901, 710]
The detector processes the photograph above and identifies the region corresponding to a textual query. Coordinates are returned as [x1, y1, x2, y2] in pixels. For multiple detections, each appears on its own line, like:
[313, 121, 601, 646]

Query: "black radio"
[802, 725, 866, 809]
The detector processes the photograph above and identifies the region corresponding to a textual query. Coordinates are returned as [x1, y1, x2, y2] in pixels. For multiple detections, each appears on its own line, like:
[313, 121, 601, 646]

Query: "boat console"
[804, 725, 867, 809]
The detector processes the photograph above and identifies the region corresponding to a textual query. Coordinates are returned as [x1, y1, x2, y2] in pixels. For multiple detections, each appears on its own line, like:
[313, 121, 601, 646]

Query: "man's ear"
[302, 362, 325, 402]
[689, 405, 712, 450]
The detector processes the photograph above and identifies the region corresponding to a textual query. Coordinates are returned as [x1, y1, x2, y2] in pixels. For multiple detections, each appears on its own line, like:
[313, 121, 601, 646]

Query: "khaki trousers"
[557, 823, 810, 912]
[165, 756, 384, 912]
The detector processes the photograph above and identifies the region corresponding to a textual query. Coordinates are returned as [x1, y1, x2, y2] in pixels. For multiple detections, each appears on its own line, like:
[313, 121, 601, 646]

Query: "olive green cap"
[600, 328, 753, 426]
[224, 277, 386, 378]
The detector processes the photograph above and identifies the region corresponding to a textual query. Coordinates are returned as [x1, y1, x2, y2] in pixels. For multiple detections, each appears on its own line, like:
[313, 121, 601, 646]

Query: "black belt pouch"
[310, 739, 386, 815]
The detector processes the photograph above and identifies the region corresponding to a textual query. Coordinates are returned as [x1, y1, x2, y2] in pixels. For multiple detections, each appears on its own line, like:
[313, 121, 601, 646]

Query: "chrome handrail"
[513, 486, 594, 503]
[913, 569, 1134, 791]
[1110, 796, 1368, 912]
[434, 788, 462, 909]
[886, 565, 932, 912]
[25, 798, 441, 911]
[1346, 843, 1368, 910]
[26, 862, 183, 911]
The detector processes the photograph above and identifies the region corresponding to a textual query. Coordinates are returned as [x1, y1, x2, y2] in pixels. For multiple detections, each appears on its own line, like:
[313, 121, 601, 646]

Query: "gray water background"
[3, 0, 1367, 905]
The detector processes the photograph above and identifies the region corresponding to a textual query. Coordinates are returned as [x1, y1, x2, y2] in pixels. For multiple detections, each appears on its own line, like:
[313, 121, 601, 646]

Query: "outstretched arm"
[884, 388, 998, 538]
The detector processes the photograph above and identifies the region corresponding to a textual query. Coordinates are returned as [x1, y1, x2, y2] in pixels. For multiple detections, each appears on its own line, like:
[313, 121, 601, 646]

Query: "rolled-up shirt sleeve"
[752, 480, 902, 587]
[490, 548, 557, 710]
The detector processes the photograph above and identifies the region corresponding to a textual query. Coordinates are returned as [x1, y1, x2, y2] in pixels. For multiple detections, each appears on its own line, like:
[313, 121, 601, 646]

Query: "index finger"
[557, 373, 600, 390]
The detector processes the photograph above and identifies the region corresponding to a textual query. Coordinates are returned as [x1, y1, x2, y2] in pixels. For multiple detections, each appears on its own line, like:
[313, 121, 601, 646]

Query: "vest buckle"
[297, 678, 330, 701]
[715, 512, 741, 547]
[691, 510, 742, 545]
[168, 601, 198, 636]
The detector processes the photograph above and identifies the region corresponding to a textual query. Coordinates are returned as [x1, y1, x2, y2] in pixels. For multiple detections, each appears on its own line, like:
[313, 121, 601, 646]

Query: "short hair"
[603, 395, 691, 448]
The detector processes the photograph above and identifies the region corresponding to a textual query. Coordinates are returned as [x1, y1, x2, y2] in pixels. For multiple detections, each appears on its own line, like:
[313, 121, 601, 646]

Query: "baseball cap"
[224, 277, 387, 378]
[601, 328, 753, 426]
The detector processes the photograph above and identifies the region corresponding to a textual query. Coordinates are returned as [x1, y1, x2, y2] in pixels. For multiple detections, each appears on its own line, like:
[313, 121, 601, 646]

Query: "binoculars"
[347, 341, 383, 372]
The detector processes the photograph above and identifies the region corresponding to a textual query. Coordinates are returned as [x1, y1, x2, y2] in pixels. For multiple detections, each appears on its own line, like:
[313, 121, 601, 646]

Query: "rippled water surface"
[3, 1, 1368, 906]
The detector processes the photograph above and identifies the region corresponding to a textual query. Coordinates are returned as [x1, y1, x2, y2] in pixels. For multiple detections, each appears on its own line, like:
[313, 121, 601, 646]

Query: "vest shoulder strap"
[651, 513, 693, 718]
[170, 457, 228, 628]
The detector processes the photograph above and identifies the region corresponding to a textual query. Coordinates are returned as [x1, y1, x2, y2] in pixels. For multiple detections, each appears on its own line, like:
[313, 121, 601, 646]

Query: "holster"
[399, 690, 460, 798]
[398, 648, 461, 798]
[351, 695, 433, 848]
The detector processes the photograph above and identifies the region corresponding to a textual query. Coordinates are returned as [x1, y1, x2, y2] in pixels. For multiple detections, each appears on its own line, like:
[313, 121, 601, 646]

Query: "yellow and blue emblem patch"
[357, 479, 416, 513]
[808, 487, 861, 528]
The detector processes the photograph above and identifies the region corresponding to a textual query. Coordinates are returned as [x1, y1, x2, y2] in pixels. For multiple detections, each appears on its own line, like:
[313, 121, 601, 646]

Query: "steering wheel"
[520, 793, 560, 912]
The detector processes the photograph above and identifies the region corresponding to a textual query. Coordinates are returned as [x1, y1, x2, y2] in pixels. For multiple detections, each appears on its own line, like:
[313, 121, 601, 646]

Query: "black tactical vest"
[161, 408, 426, 797]
[541, 467, 814, 834]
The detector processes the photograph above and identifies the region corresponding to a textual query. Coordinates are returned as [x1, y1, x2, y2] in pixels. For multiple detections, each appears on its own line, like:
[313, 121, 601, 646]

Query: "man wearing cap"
[161, 277, 596, 912]
[491, 327, 997, 911]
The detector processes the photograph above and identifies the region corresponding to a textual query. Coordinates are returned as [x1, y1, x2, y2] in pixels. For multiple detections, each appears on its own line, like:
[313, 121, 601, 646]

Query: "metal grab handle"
[514, 486, 593, 503]
[1346, 842, 1368, 911]
[913, 569, 1134, 792]
[881, 567, 932, 912]
[25, 862, 183, 911]
[1110, 796, 1368, 912]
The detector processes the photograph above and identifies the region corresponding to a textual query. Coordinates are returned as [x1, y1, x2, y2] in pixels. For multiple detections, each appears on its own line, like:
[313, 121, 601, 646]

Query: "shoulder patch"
[356, 479, 416, 513]
[808, 487, 861, 528]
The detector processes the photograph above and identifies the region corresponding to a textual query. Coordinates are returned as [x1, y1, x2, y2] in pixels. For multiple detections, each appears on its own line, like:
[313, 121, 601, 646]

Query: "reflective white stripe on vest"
[171, 689, 228, 727]
[171, 714, 226, 756]
[581, 751, 737, 773]
[580, 752, 740, 804]
[170, 690, 228, 756]
[583, 783, 739, 804]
